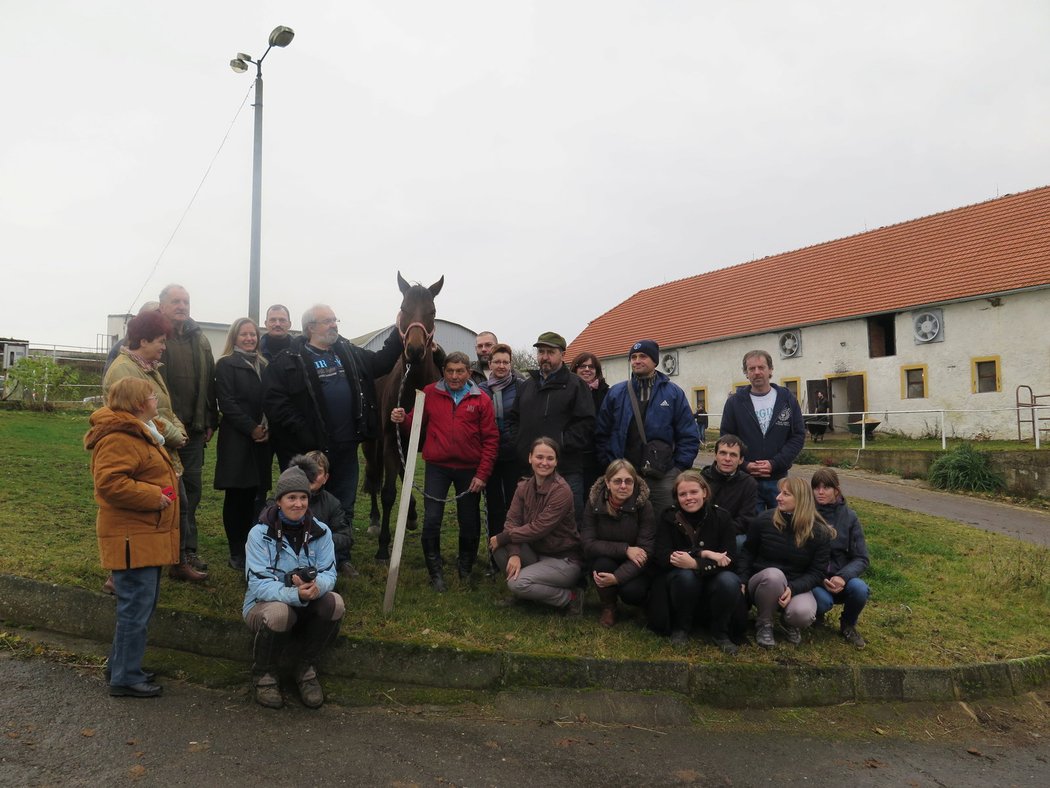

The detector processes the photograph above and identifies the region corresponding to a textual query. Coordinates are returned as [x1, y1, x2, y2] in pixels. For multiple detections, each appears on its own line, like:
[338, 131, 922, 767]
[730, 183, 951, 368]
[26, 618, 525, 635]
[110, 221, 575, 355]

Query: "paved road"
[3, 654, 1049, 787]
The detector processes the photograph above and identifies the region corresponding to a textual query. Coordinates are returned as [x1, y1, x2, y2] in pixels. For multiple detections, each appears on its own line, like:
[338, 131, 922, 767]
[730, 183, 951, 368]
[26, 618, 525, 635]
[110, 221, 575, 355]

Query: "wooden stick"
[383, 388, 426, 614]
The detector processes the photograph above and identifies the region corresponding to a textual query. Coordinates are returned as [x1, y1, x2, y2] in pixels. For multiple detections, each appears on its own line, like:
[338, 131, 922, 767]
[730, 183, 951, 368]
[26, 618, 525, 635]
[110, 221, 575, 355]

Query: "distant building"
[567, 187, 1050, 440]
[350, 319, 478, 358]
[105, 314, 231, 357]
[1, 338, 29, 371]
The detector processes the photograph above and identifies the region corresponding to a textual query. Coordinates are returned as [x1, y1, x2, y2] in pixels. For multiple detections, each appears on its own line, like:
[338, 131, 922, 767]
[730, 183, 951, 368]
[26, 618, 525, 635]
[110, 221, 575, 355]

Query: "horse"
[363, 272, 444, 561]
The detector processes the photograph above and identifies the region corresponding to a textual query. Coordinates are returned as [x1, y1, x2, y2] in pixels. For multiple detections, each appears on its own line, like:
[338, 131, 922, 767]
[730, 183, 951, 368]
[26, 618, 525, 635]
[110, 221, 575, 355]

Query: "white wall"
[602, 289, 1050, 440]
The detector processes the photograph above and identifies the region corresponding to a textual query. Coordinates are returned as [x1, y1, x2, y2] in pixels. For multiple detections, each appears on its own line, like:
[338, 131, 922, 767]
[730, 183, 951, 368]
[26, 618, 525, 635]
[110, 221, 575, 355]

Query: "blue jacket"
[719, 383, 805, 479]
[242, 504, 338, 619]
[816, 496, 871, 581]
[596, 372, 700, 471]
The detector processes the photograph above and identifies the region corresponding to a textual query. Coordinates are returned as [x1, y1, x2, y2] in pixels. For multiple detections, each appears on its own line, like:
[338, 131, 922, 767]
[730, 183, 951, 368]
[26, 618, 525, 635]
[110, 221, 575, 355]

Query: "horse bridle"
[395, 310, 434, 356]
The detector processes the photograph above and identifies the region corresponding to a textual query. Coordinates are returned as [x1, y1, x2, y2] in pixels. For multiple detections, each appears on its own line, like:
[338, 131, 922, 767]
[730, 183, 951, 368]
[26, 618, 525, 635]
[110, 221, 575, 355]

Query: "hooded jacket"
[596, 371, 700, 471]
[403, 379, 499, 483]
[580, 477, 656, 585]
[85, 407, 180, 570]
[719, 383, 805, 479]
[816, 496, 871, 580]
[242, 503, 337, 618]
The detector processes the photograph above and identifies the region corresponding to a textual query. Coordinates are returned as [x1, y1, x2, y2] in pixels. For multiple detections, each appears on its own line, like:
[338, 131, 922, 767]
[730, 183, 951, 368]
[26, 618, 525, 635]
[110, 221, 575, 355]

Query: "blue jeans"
[109, 566, 161, 686]
[422, 463, 481, 542]
[754, 478, 780, 512]
[324, 441, 360, 526]
[812, 577, 870, 627]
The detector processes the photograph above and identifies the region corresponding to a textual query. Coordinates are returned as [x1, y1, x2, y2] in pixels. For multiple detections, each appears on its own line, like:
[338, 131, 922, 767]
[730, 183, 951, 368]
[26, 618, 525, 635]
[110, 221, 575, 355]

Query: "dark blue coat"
[596, 372, 700, 471]
[719, 383, 805, 479]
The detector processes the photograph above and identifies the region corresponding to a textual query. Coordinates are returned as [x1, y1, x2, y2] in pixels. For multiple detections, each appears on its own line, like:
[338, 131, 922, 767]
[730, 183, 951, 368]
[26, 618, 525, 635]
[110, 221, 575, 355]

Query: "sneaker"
[783, 625, 802, 645]
[296, 665, 324, 708]
[712, 634, 739, 656]
[756, 624, 775, 649]
[670, 630, 689, 647]
[254, 674, 284, 709]
[337, 561, 359, 579]
[840, 625, 867, 649]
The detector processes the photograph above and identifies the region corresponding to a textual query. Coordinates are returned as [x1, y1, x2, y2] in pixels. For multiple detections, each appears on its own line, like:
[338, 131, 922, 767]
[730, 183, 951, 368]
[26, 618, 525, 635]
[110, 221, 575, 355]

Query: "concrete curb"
[2, 574, 1047, 711]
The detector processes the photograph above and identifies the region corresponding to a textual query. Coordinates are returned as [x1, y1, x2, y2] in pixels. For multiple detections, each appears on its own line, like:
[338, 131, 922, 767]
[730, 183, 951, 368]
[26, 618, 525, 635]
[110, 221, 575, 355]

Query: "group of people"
[86, 289, 871, 708]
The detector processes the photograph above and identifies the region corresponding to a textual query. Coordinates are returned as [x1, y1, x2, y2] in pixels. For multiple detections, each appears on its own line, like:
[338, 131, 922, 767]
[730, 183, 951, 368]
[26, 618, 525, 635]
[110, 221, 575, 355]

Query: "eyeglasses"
[576, 363, 595, 370]
[609, 478, 634, 486]
[147, 394, 158, 401]
[312, 317, 339, 326]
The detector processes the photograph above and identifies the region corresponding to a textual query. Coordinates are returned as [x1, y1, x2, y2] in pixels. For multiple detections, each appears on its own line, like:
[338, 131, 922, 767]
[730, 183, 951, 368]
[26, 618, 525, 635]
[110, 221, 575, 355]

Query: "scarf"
[486, 374, 514, 420]
[233, 347, 265, 379]
[144, 419, 165, 446]
[586, 377, 602, 391]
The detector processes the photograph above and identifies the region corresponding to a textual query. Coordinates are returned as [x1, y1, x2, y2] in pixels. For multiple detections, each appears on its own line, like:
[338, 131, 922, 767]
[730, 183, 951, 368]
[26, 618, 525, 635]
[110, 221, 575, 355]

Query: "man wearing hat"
[595, 339, 700, 517]
[506, 331, 595, 521]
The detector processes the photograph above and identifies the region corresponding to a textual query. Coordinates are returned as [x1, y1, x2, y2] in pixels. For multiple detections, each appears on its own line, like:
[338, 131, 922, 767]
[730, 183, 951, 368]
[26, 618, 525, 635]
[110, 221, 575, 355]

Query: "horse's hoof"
[366, 524, 380, 538]
[374, 548, 390, 562]
[369, 515, 380, 529]
[407, 518, 418, 531]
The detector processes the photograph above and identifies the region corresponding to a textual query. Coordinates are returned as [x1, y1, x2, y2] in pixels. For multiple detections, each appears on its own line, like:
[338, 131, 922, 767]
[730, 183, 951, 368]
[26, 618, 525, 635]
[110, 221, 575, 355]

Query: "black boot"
[457, 536, 479, 581]
[251, 625, 291, 708]
[421, 537, 447, 592]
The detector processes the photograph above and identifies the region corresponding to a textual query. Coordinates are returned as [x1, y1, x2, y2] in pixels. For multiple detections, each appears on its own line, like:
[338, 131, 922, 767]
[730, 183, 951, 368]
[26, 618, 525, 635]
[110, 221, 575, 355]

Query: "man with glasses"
[262, 304, 403, 549]
[259, 304, 293, 362]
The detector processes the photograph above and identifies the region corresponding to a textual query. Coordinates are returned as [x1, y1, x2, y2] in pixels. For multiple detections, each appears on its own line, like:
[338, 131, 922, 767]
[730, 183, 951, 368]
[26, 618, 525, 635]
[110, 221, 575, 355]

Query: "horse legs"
[367, 491, 381, 536]
[375, 473, 397, 562]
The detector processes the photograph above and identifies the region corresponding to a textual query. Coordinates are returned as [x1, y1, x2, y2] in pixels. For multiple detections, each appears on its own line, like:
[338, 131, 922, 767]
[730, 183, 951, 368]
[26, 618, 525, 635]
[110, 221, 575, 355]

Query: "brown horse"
[363, 272, 444, 561]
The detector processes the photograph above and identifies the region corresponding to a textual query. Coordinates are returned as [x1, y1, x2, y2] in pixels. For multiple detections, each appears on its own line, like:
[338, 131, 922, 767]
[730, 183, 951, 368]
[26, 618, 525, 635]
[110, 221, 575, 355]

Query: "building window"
[868, 314, 897, 358]
[972, 357, 1001, 393]
[692, 387, 707, 411]
[780, 378, 800, 399]
[900, 365, 927, 399]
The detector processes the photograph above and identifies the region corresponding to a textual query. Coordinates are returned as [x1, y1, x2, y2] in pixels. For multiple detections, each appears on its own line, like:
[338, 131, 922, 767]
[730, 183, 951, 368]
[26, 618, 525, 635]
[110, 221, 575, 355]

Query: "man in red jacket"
[391, 352, 499, 591]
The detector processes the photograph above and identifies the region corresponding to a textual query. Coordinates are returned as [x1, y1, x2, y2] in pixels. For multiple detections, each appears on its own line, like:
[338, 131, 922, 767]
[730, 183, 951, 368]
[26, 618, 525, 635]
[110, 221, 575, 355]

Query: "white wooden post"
[383, 388, 426, 614]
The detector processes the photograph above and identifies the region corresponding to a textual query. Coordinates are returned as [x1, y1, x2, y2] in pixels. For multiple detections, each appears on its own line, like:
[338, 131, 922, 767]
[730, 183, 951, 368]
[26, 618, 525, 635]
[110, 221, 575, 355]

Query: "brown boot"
[596, 585, 617, 628]
[169, 560, 208, 583]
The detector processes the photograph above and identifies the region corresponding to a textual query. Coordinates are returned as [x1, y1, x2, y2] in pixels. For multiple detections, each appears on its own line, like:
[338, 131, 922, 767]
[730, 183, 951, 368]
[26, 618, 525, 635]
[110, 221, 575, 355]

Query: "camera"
[284, 566, 317, 586]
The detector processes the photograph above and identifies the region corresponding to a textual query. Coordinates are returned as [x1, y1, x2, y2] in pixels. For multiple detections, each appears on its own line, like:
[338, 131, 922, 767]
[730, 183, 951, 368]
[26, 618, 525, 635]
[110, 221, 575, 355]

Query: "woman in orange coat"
[85, 377, 180, 698]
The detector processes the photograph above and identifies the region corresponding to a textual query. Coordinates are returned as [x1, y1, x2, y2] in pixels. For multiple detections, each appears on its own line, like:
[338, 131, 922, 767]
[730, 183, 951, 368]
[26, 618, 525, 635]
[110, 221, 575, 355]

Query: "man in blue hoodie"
[719, 350, 805, 512]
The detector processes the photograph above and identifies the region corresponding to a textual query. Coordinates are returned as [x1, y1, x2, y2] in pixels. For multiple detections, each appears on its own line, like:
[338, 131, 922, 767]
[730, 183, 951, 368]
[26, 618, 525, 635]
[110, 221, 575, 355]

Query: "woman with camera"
[86, 376, 180, 697]
[647, 470, 742, 654]
[243, 466, 344, 709]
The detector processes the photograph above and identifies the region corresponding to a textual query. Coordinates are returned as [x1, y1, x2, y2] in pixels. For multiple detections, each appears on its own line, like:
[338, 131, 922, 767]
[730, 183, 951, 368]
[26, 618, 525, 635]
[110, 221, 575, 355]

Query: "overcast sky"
[3, 1, 1048, 352]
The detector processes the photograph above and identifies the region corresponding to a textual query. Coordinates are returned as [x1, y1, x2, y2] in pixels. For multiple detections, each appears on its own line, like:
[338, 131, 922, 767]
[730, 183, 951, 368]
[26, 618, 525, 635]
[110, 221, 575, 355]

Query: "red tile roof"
[567, 186, 1050, 360]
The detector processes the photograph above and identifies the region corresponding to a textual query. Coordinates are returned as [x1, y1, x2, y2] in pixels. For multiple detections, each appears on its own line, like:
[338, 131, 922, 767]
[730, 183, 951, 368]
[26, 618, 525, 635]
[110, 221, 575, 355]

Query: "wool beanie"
[274, 466, 311, 500]
[629, 339, 659, 366]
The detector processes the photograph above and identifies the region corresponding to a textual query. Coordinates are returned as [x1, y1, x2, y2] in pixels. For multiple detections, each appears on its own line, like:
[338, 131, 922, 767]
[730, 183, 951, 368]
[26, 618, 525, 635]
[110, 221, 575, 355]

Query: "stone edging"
[1, 574, 1046, 709]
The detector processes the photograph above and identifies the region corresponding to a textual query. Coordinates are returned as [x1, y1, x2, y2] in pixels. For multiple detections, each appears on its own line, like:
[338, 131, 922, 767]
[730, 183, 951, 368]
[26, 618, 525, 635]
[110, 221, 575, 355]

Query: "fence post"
[383, 388, 426, 615]
[940, 411, 946, 450]
[1037, 406, 1042, 450]
[861, 411, 867, 449]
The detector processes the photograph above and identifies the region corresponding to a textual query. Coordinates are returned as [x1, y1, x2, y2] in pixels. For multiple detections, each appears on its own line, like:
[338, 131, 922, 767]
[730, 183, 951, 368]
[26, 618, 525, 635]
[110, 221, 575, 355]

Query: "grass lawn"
[2, 409, 1048, 668]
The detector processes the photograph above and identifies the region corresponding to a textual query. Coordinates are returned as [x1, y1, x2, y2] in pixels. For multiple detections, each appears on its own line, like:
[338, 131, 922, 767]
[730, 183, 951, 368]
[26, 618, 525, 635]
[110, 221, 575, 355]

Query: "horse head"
[395, 272, 444, 363]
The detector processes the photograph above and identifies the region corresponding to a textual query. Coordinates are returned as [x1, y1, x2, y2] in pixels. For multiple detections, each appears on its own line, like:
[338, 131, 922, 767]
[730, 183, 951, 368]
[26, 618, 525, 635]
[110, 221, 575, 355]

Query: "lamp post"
[230, 25, 294, 325]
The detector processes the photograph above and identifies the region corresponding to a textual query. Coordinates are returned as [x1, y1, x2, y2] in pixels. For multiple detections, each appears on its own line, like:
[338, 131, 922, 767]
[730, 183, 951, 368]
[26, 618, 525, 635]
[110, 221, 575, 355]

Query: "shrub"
[794, 449, 819, 465]
[927, 443, 1004, 493]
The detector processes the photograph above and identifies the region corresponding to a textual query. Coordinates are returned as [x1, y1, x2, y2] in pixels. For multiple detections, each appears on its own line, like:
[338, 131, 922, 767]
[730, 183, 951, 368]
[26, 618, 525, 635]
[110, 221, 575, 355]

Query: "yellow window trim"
[900, 364, 928, 399]
[971, 356, 1001, 394]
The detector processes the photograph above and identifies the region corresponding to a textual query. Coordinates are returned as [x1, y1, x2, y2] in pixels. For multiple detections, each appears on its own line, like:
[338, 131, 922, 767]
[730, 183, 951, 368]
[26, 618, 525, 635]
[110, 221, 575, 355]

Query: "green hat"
[533, 331, 566, 351]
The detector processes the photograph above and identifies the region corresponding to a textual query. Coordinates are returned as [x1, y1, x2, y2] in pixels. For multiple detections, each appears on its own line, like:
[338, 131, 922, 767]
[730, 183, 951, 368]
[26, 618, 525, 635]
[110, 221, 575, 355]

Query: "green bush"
[927, 443, 1004, 493]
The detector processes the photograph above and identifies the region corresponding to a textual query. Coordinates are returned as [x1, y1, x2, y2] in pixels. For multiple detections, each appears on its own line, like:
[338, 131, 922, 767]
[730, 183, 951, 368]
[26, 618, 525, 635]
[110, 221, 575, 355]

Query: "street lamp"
[230, 25, 294, 325]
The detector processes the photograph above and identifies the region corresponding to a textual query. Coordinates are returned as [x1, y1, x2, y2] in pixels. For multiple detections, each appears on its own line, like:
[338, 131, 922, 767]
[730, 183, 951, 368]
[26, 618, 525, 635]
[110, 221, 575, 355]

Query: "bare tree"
[511, 346, 537, 375]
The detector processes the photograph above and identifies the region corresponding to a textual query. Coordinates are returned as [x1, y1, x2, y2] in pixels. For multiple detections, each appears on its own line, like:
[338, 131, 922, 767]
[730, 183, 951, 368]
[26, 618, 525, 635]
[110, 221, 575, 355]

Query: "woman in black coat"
[214, 318, 272, 570]
[647, 470, 742, 653]
[581, 460, 656, 628]
[571, 352, 609, 493]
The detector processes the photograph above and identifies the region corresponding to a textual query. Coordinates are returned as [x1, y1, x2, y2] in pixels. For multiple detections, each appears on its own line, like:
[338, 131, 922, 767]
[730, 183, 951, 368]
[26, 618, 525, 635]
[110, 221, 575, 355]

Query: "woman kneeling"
[243, 467, 344, 708]
[581, 460, 655, 627]
[647, 470, 742, 653]
[489, 437, 584, 613]
[737, 477, 835, 648]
